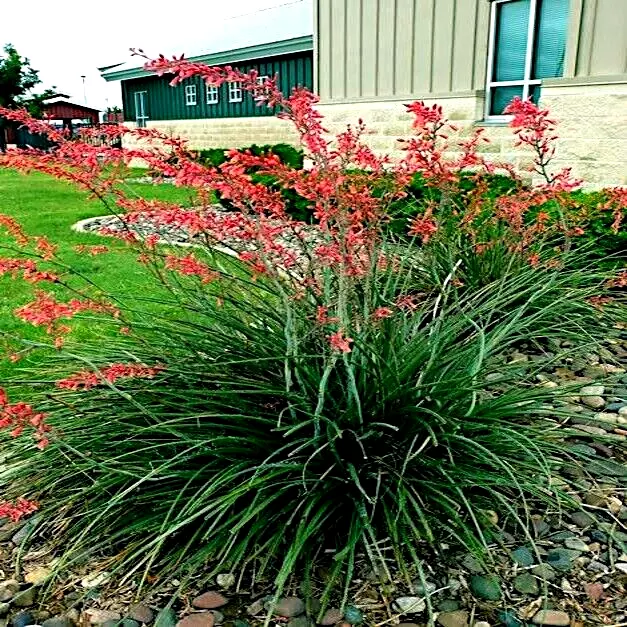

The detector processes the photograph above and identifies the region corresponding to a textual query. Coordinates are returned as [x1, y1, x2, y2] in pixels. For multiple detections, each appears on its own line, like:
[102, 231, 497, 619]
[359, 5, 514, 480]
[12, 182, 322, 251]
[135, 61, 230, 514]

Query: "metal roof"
[100, 1, 313, 82]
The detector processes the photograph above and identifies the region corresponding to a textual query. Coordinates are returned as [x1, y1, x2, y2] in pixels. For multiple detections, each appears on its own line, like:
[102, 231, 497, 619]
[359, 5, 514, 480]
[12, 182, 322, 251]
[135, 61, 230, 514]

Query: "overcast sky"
[0, 0, 309, 111]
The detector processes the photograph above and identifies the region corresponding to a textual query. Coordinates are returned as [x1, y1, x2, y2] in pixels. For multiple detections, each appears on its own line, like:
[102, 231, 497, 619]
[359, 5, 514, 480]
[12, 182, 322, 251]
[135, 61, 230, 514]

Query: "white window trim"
[206, 84, 219, 105]
[185, 84, 197, 106]
[256, 75, 269, 85]
[485, 0, 543, 120]
[228, 82, 243, 103]
[134, 91, 148, 128]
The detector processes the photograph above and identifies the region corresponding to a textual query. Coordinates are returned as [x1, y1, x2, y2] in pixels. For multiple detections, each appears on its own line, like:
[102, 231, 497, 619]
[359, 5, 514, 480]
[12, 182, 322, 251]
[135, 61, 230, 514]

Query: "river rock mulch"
[2, 210, 623, 627]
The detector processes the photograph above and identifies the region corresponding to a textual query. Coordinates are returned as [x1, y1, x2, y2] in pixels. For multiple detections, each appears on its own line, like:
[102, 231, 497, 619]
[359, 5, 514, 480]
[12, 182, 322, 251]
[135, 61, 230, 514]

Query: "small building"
[315, 0, 627, 187]
[100, 1, 313, 149]
[42, 97, 100, 130]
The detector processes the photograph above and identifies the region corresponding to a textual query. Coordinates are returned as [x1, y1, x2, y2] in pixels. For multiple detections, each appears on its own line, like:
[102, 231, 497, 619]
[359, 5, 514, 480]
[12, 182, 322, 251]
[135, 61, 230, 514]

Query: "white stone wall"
[122, 117, 300, 151]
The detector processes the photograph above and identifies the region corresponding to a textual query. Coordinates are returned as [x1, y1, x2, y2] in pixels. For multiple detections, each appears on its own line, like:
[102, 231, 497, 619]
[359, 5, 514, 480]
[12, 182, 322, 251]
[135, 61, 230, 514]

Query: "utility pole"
[81, 75, 86, 105]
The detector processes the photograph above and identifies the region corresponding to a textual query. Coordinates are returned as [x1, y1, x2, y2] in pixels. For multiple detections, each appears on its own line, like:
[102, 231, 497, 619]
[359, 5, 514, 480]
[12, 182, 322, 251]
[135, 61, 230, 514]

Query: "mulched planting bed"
[0, 335, 625, 627]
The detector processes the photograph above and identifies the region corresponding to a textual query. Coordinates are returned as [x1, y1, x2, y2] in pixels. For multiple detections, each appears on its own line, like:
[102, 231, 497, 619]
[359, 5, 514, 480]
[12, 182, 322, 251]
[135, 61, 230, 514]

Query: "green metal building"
[101, 36, 313, 126]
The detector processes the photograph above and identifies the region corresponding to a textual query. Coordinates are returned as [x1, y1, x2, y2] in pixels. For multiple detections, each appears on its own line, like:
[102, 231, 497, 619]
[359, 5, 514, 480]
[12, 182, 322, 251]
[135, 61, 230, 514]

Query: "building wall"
[122, 116, 300, 151]
[313, 0, 627, 187]
[315, 0, 627, 102]
[122, 52, 313, 122]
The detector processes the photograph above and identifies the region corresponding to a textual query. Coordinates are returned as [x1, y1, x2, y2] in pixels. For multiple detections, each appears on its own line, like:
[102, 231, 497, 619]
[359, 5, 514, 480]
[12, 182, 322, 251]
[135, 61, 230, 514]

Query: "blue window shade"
[533, 0, 570, 78]
[493, 0, 531, 82]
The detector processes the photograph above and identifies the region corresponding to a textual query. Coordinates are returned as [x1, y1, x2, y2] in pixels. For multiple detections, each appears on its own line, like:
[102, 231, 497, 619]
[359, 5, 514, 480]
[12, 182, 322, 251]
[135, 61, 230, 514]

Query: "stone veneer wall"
[123, 82, 627, 188]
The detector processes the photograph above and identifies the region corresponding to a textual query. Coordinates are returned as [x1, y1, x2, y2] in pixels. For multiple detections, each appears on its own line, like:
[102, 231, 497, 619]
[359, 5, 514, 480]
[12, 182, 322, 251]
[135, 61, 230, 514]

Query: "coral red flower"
[328, 330, 353, 354]
[0, 498, 39, 522]
[408, 216, 438, 242]
[0, 388, 50, 449]
[56, 363, 164, 391]
[164, 253, 218, 283]
[373, 307, 393, 320]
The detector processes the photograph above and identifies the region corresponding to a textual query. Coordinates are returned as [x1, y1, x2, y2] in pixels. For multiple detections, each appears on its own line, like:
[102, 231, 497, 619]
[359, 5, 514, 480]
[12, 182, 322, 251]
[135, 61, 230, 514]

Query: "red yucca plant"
[0, 58, 625, 612]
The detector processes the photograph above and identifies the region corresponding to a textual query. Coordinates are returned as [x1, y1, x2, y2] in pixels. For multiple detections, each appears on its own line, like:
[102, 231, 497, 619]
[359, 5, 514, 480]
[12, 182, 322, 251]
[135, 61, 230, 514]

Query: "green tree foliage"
[0, 44, 41, 108]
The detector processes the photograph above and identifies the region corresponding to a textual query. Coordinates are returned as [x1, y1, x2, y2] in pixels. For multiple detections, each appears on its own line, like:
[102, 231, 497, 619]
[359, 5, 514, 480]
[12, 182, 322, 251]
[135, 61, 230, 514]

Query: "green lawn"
[0, 168, 200, 383]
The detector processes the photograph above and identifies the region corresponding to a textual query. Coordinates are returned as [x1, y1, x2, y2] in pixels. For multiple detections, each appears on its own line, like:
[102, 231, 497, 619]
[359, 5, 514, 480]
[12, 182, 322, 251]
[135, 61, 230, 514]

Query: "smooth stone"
[13, 589, 37, 608]
[319, 609, 343, 626]
[619, 406, 627, 417]
[461, 554, 484, 574]
[513, 573, 539, 595]
[412, 581, 436, 596]
[436, 611, 469, 627]
[24, 568, 51, 587]
[531, 564, 557, 581]
[176, 615, 214, 627]
[582, 396, 605, 409]
[192, 593, 227, 611]
[41, 618, 74, 627]
[232, 621, 249, 627]
[0, 582, 19, 603]
[511, 547, 534, 567]
[215, 575, 235, 589]
[587, 560, 609, 573]
[469, 575, 502, 601]
[245, 600, 264, 617]
[12, 613, 35, 627]
[287, 618, 310, 627]
[568, 443, 596, 456]
[154, 610, 177, 627]
[606, 402, 626, 412]
[531, 610, 570, 626]
[570, 511, 595, 527]
[393, 597, 426, 614]
[497, 611, 524, 627]
[532, 517, 550, 536]
[342, 607, 363, 625]
[580, 385, 605, 397]
[207, 614, 222, 627]
[81, 573, 110, 589]
[547, 548, 581, 572]
[616, 563, 627, 574]
[86, 612, 122, 625]
[564, 538, 588, 551]
[11, 520, 38, 546]
[267, 599, 305, 619]
[128, 605, 154, 624]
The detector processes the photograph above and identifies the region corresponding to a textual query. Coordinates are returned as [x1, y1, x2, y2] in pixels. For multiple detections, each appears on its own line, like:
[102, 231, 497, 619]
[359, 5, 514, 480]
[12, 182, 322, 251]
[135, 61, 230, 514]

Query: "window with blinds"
[486, 0, 570, 118]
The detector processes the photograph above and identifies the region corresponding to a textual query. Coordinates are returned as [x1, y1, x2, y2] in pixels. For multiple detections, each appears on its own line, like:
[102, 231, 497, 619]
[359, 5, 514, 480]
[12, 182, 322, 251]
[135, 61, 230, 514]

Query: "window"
[486, 0, 570, 118]
[185, 84, 197, 106]
[206, 84, 219, 104]
[228, 82, 243, 103]
[134, 91, 148, 128]
[256, 75, 269, 86]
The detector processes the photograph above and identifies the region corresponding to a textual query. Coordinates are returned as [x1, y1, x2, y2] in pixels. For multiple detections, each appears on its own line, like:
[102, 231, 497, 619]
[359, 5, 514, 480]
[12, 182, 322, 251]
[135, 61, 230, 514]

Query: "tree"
[0, 44, 42, 150]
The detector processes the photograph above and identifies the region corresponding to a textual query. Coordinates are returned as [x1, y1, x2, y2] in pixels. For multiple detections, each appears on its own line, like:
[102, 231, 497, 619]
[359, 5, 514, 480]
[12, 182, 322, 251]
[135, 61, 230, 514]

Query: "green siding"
[122, 52, 313, 122]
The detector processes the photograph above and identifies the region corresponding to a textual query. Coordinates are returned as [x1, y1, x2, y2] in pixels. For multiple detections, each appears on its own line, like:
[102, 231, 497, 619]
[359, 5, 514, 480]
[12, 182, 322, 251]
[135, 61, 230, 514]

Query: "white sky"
[0, 0, 310, 112]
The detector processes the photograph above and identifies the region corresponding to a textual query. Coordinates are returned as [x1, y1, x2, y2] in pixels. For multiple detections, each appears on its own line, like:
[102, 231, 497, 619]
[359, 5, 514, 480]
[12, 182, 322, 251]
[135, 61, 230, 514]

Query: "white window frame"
[206, 84, 219, 105]
[228, 82, 243, 103]
[256, 75, 269, 86]
[485, 0, 543, 121]
[134, 91, 148, 128]
[185, 84, 197, 106]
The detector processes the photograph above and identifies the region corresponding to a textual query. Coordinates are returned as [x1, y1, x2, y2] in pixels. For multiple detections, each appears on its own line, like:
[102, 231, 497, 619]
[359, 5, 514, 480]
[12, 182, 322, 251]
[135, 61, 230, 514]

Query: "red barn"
[42, 98, 100, 128]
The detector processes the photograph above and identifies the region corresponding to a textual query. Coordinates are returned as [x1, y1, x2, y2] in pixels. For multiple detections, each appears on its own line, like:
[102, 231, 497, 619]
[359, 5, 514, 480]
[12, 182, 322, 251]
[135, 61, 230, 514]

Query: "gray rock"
[266, 599, 305, 618]
[245, 600, 264, 617]
[128, 605, 153, 624]
[393, 597, 426, 614]
[208, 613, 223, 626]
[616, 563, 627, 575]
[12, 613, 35, 627]
[436, 611, 469, 627]
[546, 548, 581, 572]
[319, 609, 343, 626]
[461, 554, 484, 574]
[511, 547, 534, 567]
[154, 610, 177, 627]
[0, 582, 20, 603]
[469, 575, 502, 601]
[513, 573, 539, 595]
[437, 601, 460, 612]
[590, 530, 608, 543]
[192, 593, 227, 611]
[12, 589, 37, 608]
[564, 538, 588, 551]
[498, 610, 524, 627]
[42, 618, 74, 627]
[531, 564, 557, 581]
[531, 610, 570, 626]
[570, 511, 595, 527]
[587, 560, 608, 573]
[287, 618, 311, 627]
[11, 519, 38, 546]
[86, 611, 122, 625]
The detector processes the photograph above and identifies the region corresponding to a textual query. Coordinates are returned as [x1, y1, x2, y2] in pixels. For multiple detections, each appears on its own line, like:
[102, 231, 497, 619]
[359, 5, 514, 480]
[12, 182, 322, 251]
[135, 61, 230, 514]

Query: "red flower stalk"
[56, 363, 164, 391]
[328, 330, 353, 354]
[164, 253, 219, 283]
[0, 498, 39, 522]
[0, 388, 50, 449]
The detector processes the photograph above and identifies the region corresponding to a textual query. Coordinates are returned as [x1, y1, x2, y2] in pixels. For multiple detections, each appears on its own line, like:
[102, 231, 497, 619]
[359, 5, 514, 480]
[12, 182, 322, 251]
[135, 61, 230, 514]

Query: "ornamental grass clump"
[0, 60, 625, 606]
